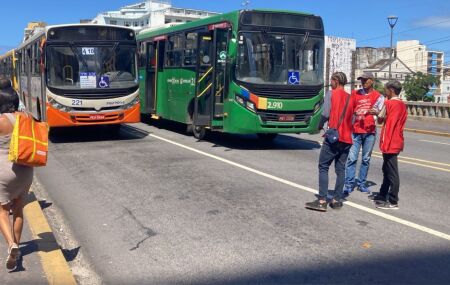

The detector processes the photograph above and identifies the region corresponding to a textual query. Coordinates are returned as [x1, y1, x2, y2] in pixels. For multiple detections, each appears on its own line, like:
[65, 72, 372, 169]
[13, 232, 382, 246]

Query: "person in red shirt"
[305, 72, 354, 212]
[370, 80, 407, 210]
[343, 72, 384, 195]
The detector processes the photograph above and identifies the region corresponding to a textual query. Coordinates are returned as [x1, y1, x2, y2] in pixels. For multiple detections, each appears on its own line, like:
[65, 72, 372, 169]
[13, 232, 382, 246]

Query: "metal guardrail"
[406, 102, 450, 119]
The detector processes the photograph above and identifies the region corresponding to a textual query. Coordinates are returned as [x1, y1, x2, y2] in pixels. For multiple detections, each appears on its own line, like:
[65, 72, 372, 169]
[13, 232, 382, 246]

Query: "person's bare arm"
[0, 115, 14, 136]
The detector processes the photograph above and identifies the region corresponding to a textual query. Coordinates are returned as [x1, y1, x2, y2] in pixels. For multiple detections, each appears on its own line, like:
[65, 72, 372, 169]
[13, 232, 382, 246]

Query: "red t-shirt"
[352, 89, 381, 134]
[328, 88, 354, 144]
[379, 98, 407, 154]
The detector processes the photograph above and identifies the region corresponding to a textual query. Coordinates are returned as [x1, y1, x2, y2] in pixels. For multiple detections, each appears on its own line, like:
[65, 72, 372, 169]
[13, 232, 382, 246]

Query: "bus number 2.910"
[267, 101, 283, 109]
[71, 99, 83, 106]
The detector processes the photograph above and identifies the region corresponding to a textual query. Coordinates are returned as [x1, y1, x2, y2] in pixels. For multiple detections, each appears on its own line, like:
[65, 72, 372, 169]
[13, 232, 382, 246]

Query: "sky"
[1, 0, 450, 64]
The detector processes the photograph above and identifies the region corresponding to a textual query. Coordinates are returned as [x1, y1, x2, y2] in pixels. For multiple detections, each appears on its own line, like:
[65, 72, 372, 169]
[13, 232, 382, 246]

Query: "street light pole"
[388, 15, 398, 80]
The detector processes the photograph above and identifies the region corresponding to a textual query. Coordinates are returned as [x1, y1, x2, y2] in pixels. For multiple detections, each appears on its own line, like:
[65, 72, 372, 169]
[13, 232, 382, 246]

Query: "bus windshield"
[236, 32, 324, 86]
[46, 44, 137, 90]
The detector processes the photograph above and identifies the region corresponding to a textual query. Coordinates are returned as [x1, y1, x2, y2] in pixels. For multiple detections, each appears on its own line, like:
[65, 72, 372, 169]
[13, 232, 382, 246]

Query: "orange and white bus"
[16, 24, 140, 127]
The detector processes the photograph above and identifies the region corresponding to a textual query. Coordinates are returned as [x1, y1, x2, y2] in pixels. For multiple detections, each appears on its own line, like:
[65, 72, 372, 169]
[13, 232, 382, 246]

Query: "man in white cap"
[343, 72, 384, 196]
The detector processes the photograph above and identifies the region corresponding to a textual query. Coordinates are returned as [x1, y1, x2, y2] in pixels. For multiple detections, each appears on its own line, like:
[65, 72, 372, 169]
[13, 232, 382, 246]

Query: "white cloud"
[415, 16, 450, 28]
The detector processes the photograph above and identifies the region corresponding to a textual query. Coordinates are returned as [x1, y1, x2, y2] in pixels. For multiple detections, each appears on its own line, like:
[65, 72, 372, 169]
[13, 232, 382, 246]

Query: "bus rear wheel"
[193, 125, 206, 140]
[257, 133, 278, 141]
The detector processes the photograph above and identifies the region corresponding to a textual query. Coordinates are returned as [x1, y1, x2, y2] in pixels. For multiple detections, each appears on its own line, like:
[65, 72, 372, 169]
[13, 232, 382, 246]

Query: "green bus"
[137, 9, 324, 139]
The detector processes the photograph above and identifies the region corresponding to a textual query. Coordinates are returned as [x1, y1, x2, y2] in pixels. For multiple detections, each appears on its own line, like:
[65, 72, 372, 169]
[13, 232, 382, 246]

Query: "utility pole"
[242, 1, 250, 9]
[387, 15, 398, 80]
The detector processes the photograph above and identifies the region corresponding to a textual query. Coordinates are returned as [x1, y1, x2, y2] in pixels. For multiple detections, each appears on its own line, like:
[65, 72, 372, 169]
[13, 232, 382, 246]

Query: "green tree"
[403, 72, 440, 102]
[374, 79, 385, 95]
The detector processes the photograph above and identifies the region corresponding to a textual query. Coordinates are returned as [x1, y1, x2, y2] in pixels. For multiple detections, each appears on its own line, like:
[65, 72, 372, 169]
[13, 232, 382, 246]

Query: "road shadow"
[49, 124, 149, 144]
[146, 118, 321, 151]
[38, 200, 52, 210]
[145, 249, 450, 285]
[19, 233, 80, 262]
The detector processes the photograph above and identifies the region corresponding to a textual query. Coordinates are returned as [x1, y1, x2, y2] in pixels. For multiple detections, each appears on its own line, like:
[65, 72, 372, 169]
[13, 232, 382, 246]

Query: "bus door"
[194, 32, 214, 127]
[212, 28, 230, 118]
[145, 41, 158, 113]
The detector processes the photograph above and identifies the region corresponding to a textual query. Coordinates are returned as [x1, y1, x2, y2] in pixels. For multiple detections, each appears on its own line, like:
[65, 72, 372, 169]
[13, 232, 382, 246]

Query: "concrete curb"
[403, 128, 450, 138]
[23, 185, 77, 285]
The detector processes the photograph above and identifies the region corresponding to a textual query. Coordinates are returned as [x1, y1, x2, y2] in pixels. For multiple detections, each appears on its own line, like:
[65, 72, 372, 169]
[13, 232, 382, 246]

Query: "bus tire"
[257, 133, 278, 141]
[186, 124, 194, 134]
[193, 125, 206, 140]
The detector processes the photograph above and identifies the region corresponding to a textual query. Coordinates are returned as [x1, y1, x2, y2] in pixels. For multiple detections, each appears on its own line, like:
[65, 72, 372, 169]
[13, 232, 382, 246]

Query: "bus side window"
[147, 43, 155, 68]
[165, 34, 183, 67]
[139, 42, 147, 68]
[183, 33, 197, 67]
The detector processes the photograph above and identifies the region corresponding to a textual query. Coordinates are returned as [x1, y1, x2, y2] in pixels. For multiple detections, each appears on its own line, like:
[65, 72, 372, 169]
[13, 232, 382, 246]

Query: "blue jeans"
[318, 140, 351, 201]
[345, 133, 376, 189]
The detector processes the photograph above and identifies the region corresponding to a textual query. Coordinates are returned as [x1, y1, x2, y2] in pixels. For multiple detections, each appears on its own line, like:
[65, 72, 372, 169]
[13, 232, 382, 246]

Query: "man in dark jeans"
[370, 80, 407, 209]
[305, 72, 354, 212]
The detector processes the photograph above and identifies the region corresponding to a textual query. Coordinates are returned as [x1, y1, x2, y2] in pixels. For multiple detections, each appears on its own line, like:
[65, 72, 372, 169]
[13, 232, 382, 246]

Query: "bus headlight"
[313, 100, 322, 114]
[121, 96, 140, 110]
[48, 97, 71, 112]
[235, 95, 245, 106]
[246, 101, 256, 111]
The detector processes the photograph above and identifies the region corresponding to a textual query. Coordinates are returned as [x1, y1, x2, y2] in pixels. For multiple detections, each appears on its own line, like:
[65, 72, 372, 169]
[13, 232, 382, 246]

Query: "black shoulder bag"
[324, 93, 351, 144]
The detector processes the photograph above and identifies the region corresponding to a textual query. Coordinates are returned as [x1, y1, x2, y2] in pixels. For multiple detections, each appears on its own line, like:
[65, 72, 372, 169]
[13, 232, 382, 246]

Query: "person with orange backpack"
[0, 78, 33, 270]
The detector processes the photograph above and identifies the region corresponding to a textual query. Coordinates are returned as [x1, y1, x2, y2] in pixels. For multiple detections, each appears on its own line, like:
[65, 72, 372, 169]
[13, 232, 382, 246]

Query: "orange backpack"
[7, 113, 49, 167]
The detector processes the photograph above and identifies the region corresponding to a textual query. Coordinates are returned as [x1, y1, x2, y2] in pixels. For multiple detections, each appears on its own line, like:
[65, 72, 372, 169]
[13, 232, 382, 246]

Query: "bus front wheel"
[257, 133, 278, 141]
[193, 125, 206, 140]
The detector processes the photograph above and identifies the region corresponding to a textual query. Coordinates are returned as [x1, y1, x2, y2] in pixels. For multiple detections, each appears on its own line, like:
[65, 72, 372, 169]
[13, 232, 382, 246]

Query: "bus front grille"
[258, 110, 314, 123]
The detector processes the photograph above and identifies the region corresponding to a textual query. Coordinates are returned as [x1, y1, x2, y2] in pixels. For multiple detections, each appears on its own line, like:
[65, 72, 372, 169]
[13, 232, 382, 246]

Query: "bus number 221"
[71, 99, 83, 106]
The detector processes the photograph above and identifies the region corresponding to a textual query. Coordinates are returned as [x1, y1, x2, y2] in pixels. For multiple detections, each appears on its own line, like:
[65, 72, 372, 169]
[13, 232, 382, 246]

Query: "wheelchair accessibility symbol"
[98, 76, 110, 88]
[288, 71, 300, 85]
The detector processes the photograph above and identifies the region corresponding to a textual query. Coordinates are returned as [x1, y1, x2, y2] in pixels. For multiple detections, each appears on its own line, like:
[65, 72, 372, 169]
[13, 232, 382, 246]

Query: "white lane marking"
[420, 140, 450, 146]
[149, 133, 450, 242]
[314, 139, 450, 170]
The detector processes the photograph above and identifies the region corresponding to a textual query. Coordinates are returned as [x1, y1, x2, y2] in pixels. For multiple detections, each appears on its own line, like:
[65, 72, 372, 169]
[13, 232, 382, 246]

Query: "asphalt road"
[35, 120, 450, 285]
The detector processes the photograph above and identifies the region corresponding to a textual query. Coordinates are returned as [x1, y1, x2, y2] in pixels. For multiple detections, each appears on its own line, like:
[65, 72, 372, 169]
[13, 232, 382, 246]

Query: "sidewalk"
[0, 215, 48, 285]
[405, 119, 450, 135]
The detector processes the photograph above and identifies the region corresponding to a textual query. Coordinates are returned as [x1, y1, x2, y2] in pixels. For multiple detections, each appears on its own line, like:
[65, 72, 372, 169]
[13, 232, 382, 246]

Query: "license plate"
[278, 114, 295, 122]
[89, 114, 105, 120]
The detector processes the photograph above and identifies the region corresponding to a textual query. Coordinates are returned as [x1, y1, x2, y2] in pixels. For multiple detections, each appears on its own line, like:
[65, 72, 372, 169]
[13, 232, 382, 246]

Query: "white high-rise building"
[91, 0, 219, 31]
[396, 40, 445, 94]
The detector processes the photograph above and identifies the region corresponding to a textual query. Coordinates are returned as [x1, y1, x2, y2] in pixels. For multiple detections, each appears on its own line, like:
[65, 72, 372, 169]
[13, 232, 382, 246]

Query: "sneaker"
[368, 194, 386, 202]
[358, 185, 371, 194]
[342, 185, 353, 197]
[6, 243, 20, 270]
[305, 199, 327, 212]
[375, 201, 399, 210]
[329, 200, 343, 210]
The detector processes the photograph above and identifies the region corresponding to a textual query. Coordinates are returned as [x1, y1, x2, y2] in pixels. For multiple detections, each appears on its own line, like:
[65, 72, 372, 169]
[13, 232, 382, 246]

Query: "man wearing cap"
[343, 72, 384, 195]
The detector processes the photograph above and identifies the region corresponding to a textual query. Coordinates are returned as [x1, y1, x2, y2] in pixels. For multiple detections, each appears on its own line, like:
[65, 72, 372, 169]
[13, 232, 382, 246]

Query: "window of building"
[110, 20, 117, 25]
[384, 73, 387, 78]
[176, 19, 183, 23]
[124, 21, 130, 27]
[165, 34, 184, 67]
[165, 19, 172, 24]
[146, 19, 149, 24]
[134, 21, 139, 27]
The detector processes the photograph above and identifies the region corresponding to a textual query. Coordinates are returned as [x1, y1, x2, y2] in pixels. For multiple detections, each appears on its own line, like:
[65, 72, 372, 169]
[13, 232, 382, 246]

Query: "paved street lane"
[35, 123, 450, 284]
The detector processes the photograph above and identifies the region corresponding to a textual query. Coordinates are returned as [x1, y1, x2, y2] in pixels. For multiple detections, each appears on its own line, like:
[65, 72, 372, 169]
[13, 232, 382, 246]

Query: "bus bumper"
[46, 103, 141, 127]
[224, 102, 321, 134]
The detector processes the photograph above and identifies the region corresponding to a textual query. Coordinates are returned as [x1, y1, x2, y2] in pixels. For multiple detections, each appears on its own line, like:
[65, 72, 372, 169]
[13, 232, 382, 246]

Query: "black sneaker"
[368, 194, 386, 203]
[329, 201, 343, 210]
[305, 199, 327, 212]
[375, 201, 399, 210]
